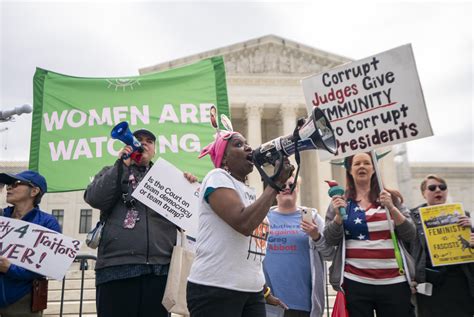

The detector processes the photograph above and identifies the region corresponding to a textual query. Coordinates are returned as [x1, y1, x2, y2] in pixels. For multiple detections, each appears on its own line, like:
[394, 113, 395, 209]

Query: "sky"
[0, 0, 472, 163]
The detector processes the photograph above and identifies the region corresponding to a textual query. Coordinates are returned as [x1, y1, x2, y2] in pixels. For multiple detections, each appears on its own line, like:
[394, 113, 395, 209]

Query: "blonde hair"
[420, 174, 446, 194]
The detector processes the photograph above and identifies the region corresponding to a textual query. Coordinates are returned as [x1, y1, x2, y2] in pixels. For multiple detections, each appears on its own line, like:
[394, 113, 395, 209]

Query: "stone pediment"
[139, 35, 352, 76]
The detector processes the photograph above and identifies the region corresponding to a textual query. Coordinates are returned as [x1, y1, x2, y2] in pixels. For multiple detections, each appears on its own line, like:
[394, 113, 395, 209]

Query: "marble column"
[245, 103, 264, 195]
[279, 104, 301, 205]
[279, 103, 298, 136]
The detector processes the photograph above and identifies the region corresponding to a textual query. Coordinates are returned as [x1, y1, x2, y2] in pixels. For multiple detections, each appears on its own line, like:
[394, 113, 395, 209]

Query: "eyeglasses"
[282, 182, 294, 189]
[7, 180, 34, 189]
[427, 184, 447, 192]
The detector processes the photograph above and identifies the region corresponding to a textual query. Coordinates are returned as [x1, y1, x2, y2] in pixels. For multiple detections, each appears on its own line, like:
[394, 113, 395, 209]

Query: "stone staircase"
[44, 268, 337, 317]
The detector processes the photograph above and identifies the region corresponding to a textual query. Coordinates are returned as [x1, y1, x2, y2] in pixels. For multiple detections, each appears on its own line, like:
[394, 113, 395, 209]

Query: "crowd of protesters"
[1, 126, 473, 317]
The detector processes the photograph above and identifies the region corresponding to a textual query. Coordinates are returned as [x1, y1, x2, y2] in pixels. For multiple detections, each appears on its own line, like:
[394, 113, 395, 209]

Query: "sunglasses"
[282, 182, 294, 189]
[7, 180, 34, 189]
[427, 184, 447, 192]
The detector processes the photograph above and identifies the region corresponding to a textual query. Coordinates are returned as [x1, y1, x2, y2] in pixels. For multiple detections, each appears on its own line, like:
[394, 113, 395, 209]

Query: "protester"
[84, 128, 197, 317]
[263, 175, 335, 317]
[324, 152, 416, 317]
[0, 171, 61, 316]
[187, 131, 294, 317]
[410, 174, 474, 317]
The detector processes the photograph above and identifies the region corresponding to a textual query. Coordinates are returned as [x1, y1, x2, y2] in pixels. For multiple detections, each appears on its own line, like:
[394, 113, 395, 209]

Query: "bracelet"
[264, 286, 271, 298]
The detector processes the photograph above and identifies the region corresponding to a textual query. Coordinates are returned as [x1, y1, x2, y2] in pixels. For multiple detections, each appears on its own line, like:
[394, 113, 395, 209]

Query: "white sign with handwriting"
[132, 157, 200, 238]
[302, 44, 432, 160]
[0, 217, 81, 280]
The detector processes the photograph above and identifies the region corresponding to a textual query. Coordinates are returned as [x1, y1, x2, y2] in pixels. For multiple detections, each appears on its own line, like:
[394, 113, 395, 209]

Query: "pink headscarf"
[198, 131, 239, 168]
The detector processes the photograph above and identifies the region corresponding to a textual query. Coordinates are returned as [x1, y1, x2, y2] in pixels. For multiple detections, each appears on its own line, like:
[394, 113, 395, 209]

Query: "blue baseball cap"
[0, 170, 47, 194]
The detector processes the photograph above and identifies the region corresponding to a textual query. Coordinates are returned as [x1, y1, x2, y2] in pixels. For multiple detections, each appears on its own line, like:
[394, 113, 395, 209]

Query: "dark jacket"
[410, 204, 474, 297]
[84, 160, 177, 270]
[0, 207, 61, 308]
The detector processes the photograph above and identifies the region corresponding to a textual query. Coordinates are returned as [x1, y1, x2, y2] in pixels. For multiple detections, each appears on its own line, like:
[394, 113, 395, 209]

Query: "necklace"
[223, 168, 246, 184]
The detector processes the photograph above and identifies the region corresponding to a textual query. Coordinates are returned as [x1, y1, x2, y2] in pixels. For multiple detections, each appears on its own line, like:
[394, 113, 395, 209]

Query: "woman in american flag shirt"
[323, 152, 416, 317]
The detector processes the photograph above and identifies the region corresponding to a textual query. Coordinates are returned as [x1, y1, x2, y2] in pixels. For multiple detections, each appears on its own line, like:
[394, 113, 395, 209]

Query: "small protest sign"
[132, 157, 200, 238]
[0, 217, 82, 280]
[419, 203, 474, 266]
[302, 44, 432, 160]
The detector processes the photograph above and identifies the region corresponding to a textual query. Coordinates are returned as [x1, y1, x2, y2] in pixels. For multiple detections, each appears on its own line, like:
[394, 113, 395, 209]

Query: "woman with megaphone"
[187, 130, 294, 317]
[323, 152, 416, 317]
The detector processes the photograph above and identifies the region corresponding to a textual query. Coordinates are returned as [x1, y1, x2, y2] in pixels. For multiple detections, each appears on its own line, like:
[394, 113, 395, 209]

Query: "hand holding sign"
[457, 215, 472, 228]
[0, 256, 11, 273]
[183, 172, 198, 184]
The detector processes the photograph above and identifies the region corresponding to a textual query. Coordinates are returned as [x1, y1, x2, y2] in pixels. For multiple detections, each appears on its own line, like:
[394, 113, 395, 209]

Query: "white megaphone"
[252, 107, 337, 166]
[0, 104, 33, 122]
[252, 107, 337, 191]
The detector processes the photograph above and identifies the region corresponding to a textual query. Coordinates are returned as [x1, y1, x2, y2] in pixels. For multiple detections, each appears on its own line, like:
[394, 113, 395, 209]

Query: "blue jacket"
[0, 206, 61, 308]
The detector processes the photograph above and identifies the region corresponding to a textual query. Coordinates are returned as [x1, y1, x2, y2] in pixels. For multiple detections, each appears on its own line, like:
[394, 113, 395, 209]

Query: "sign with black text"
[419, 203, 474, 266]
[132, 157, 200, 238]
[302, 44, 432, 160]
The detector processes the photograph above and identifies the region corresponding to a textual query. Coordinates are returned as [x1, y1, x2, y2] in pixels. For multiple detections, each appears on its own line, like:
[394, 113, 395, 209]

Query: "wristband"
[264, 286, 271, 298]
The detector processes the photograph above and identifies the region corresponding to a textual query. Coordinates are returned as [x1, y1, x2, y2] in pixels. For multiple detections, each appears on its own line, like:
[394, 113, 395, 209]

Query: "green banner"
[30, 57, 229, 192]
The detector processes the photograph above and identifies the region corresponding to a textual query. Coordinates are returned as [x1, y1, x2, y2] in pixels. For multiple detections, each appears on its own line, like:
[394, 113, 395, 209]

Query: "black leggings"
[344, 278, 415, 317]
[187, 281, 266, 317]
[96, 274, 170, 317]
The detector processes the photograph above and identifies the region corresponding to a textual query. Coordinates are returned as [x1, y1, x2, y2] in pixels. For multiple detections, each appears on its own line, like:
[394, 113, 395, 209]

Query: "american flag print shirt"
[343, 200, 406, 285]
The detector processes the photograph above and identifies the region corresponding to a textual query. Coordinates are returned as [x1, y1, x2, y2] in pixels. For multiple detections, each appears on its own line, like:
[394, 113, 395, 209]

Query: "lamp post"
[0, 104, 32, 153]
[0, 104, 33, 122]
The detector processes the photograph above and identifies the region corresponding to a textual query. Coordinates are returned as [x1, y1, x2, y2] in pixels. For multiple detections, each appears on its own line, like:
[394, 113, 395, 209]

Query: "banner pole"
[370, 150, 405, 275]
[370, 150, 392, 229]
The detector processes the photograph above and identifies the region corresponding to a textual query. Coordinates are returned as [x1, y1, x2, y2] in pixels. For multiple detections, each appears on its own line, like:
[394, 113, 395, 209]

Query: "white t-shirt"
[188, 168, 267, 292]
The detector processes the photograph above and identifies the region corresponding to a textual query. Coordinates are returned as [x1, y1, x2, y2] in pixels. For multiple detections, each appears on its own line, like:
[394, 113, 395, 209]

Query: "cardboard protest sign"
[419, 203, 474, 266]
[302, 44, 432, 160]
[0, 217, 81, 280]
[132, 157, 200, 238]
